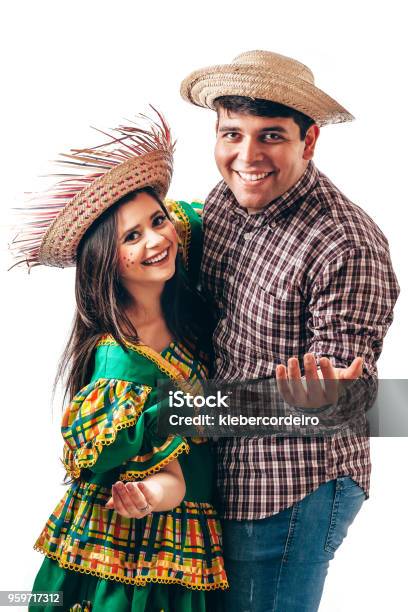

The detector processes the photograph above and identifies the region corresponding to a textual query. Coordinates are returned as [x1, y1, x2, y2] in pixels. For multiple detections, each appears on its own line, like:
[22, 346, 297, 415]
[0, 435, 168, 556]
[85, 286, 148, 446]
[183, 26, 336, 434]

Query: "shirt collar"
[221, 161, 319, 226]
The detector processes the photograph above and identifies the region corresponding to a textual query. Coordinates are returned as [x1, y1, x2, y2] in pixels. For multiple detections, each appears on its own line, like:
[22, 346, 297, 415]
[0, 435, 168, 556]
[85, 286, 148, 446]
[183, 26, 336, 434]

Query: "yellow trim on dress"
[119, 440, 190, 481]
[97, 335, 200, 396]
[164, 199, 192, 271]
[33, 547, 229, 591]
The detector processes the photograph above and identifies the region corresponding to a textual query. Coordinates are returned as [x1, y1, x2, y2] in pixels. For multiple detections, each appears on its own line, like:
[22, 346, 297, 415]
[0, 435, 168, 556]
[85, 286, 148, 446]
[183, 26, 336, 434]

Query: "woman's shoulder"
[164, 198, 203, 224]
[164, 199, 203, 285]
[92, 335, 163, 385]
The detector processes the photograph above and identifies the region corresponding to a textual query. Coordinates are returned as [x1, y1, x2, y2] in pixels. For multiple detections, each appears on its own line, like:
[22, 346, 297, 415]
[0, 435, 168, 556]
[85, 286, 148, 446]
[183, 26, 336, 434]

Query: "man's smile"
[233, 170, 276, 184]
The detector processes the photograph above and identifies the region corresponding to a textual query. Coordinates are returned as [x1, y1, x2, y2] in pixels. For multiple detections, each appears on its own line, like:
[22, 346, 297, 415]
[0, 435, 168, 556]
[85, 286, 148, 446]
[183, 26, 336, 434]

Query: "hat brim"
[180, 64, 354, 126]
[39, 150, 173, 267]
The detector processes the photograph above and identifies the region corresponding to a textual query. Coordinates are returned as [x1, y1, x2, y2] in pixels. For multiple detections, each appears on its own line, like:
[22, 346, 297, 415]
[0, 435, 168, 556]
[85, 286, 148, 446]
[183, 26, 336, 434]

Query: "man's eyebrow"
[217, 125, 288, 133]
[218, 125, 242, 133]
[260, 126, 287, 133]
[120, 211, 162, 239]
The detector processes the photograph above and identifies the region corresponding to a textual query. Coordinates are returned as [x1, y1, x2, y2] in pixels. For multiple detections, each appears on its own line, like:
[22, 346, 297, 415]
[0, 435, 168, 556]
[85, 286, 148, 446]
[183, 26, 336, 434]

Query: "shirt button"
[243, 232, 252, 240]
[229, 275, 234, 283]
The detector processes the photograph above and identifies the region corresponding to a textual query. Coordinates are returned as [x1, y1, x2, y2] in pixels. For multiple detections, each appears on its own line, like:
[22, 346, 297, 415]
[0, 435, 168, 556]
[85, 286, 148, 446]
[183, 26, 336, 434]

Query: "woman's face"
[116, 192, 178, 291]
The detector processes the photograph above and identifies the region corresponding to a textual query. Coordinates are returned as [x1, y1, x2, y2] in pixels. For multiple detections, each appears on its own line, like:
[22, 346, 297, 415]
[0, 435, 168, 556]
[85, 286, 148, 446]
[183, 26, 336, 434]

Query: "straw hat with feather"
[11, 109, 175, 269]
[180, 50, 354, 126]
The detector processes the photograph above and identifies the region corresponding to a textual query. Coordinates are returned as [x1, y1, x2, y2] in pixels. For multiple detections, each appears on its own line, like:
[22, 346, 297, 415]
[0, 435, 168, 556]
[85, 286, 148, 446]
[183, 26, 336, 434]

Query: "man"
[180, 51, 399, 611]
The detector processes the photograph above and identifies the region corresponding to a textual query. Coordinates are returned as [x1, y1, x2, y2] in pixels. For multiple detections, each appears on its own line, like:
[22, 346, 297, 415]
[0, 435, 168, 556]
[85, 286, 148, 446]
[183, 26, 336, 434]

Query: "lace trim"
[33, 546, 229, 591]
[119, 440, 190, 481]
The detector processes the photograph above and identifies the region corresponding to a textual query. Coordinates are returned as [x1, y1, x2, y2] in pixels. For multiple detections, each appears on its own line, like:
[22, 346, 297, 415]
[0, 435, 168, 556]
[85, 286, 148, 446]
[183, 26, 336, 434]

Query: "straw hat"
[180, 50, 354, 126]
[12, 109, 174, 268]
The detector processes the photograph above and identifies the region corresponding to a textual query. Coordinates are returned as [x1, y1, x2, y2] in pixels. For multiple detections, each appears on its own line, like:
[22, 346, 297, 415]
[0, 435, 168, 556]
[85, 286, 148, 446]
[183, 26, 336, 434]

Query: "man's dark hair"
[214, 96, 315, 140]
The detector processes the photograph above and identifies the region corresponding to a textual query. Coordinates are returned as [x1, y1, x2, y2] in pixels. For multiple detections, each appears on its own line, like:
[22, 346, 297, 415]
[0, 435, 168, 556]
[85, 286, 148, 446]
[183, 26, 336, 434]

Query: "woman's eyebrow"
[120, 212, 162, 239]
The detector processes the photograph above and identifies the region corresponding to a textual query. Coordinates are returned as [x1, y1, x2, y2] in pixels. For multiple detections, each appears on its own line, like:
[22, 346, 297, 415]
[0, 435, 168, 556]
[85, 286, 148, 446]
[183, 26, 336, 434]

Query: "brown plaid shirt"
[201, 161, 399, 520]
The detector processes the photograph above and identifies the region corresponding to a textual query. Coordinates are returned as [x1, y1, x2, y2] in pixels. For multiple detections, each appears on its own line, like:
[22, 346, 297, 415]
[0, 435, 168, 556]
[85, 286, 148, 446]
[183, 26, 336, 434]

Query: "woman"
[13, 111, 226, 611]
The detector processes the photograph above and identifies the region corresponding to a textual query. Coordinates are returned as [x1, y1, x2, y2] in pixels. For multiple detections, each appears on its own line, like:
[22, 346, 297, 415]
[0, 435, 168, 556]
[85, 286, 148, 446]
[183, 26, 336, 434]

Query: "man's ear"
[303, 124, 320, 160]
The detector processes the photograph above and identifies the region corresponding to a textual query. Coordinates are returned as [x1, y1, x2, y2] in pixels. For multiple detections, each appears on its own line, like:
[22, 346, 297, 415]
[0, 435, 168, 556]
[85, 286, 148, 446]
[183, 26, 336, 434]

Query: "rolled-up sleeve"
[307, 245, 399, 421]
[308, 245, 399, 374]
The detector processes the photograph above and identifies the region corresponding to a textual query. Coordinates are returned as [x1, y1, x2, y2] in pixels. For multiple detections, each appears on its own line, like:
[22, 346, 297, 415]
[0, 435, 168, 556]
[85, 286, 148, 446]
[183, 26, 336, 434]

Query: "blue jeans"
[221, 477, 365, 612]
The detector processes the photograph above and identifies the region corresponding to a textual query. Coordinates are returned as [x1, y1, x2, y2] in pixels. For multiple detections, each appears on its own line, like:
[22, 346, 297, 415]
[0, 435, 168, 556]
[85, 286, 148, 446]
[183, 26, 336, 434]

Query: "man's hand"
[276, 353, 363, 409]
[105, 480, 163, 519]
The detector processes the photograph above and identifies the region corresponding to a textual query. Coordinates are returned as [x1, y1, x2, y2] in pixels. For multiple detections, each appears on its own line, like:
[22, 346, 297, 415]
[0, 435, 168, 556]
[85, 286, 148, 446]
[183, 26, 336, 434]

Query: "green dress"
[31, 201, 227, 611]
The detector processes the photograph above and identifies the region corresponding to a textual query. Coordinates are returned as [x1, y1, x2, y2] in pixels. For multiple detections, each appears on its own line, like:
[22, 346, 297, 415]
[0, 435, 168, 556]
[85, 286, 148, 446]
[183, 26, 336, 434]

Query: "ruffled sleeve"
[61, 378, 189, 480]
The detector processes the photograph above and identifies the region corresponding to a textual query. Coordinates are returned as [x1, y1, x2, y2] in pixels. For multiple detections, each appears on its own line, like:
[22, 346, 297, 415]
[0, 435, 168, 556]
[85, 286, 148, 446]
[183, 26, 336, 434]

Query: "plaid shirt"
[201, 161, 399, 520]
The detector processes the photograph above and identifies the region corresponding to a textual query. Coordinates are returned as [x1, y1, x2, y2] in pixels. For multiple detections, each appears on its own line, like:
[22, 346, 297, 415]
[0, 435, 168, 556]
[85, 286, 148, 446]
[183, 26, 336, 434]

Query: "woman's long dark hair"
[56, 187, 214, 402]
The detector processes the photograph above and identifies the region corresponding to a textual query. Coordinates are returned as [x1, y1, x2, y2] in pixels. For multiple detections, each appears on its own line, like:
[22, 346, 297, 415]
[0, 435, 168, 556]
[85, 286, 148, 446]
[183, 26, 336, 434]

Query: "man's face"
[214, 109, 319, 212]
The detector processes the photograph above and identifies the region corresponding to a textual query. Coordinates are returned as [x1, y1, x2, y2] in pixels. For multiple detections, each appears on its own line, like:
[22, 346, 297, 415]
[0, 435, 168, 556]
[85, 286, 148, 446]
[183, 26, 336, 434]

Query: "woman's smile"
[142, 247, 170, 266]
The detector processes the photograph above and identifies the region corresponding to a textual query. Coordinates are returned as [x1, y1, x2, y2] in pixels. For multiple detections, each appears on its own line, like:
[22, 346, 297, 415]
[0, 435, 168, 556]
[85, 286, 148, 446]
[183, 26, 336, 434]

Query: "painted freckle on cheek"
[121, 254, 131, 269]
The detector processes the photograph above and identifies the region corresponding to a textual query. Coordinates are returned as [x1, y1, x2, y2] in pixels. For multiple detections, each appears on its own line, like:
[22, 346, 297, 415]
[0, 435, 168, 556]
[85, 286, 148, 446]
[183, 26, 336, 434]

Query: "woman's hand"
[276, 353, 363, 409]
[105, 480, 163, 519]
[105, 458, 186, 518]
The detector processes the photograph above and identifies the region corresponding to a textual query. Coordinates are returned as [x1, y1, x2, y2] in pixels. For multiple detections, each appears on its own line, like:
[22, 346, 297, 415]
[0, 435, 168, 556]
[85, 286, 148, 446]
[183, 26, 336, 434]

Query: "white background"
[0, 1, 407, 610]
